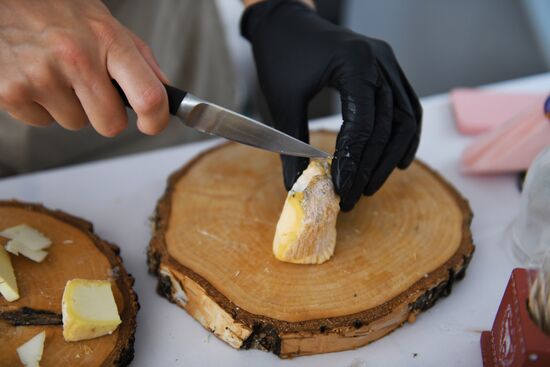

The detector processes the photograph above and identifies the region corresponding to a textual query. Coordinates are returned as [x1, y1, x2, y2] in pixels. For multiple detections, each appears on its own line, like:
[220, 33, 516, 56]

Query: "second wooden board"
[148, 131, 474, 358]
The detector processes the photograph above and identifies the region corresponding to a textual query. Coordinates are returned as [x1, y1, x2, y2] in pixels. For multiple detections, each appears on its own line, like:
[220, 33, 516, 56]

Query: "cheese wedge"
[62, 279, 122, 342]
[1, 224, 52, 263]
[273, 159, 340, 264]
[5, 241, 48, 263]
[0, 245, 19, 301]
[16, 330, 45, 367]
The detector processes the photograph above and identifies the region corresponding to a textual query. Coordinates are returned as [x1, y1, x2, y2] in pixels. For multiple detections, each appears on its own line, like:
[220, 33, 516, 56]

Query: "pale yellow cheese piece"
[5, 241, 48, 263]
[273, 159, 340, 264]
[1, 224, 52, 263]
[0, 245, 19, 301]
[62, 279, 121, 342]
[17, 330, 46, 367]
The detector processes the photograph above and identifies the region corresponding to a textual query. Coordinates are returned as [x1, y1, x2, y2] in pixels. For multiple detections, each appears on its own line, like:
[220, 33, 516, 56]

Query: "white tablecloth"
[1, 73, 549, 367]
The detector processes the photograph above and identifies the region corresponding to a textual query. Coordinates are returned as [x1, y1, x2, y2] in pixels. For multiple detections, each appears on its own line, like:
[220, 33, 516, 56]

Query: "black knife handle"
[112, 80, 187, 116]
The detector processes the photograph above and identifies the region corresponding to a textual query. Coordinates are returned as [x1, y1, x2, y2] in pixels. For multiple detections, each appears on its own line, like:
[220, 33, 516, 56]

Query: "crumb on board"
[63, 239, 74, 244]
[234, 270, 240, 277]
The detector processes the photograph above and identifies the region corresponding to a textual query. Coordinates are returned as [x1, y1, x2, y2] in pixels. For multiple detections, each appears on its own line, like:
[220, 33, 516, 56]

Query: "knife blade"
[113, 82, 330, 159]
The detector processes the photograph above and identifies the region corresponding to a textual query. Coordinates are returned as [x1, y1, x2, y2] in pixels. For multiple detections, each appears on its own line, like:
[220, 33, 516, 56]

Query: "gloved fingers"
[397, 63, 423, 123]
[341, 80, 393, 211]
[399, 129, 420, 169]
[363, 107, 416, 196]
[372, 41, 415, 114]
[374, 53, 422, 169]
[396, 65, 423, 169]
[272, 102, 310, 190]
[331, 76, 377, 206]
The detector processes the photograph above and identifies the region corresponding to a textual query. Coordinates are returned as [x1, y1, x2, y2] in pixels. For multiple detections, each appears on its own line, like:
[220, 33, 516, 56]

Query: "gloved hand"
[241, 0, 422, 211]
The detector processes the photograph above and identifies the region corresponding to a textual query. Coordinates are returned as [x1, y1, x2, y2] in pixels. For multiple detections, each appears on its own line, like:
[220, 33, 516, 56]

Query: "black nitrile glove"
[241, 0, 422, 211]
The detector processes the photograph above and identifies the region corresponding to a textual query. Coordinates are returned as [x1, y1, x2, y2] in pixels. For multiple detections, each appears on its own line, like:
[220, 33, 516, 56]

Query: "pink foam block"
[461, 102, 550, 174]
[451, 88, 546, 135]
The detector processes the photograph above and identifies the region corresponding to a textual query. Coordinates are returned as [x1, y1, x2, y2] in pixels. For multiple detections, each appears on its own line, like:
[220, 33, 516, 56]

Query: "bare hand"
[0, 0, 170, 136]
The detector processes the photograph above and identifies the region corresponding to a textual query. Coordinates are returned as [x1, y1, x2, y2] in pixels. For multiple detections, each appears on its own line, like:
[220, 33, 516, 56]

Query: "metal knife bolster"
[176, 94, 210, 130]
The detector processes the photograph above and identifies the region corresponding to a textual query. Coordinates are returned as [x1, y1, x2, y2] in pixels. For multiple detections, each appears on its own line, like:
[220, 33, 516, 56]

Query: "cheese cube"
[62, 279, 122, 342]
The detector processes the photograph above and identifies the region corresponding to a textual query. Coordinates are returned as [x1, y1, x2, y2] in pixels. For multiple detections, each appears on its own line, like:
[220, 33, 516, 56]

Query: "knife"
[113, 82, 330, 158]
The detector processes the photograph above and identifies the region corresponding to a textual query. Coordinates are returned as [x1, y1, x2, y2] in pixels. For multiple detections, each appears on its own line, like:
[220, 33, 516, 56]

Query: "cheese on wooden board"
[62, 279, 121, 342]
[5, 241, 48, 263]
[0, 244, 19, 301]
[273, 159, 340, 264]
[1, 224, 52, 263]
[16, 330, 46, 367]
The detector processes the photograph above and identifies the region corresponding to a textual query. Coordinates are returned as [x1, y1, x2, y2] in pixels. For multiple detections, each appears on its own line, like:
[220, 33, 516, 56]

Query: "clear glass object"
[511, 96, 550, 266]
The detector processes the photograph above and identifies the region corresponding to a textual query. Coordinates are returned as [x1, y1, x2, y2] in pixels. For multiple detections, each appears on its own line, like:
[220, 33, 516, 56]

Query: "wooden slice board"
[148, 131, 474, 358]
[0, 201, 139, 366]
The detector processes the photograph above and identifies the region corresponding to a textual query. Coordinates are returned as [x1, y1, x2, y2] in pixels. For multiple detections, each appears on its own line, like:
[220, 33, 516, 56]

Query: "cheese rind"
[62, 279, 122, 342]
[274, 191, 304, 256]
[16, 330, 45, 367]
[0, 245, 19, 301]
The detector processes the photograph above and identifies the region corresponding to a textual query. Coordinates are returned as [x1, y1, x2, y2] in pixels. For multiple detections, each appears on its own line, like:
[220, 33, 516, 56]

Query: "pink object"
[451, 88, 546, 135]
[461, 102, 550, 174]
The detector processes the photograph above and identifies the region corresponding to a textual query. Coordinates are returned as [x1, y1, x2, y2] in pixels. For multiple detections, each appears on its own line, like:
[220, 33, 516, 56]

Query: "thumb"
[271, 102, 310, 191]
